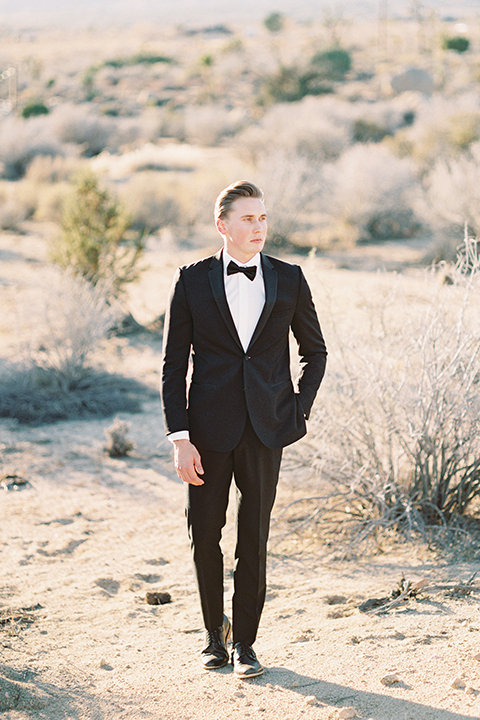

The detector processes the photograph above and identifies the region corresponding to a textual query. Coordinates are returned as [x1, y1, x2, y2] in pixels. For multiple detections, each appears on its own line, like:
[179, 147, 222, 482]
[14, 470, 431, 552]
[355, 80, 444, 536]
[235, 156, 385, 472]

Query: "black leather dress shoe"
[231, 642, 264, 678]
[201, 615, 231, 670]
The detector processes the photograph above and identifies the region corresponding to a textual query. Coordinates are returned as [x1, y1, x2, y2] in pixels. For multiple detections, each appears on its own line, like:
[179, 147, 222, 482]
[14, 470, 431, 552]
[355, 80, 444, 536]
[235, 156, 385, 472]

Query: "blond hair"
[214, 180, 264, 222]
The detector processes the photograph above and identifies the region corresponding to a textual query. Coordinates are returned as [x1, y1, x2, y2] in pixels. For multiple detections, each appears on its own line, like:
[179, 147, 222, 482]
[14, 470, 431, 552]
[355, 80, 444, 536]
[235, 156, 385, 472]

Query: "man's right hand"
[173, 439, 204, 485]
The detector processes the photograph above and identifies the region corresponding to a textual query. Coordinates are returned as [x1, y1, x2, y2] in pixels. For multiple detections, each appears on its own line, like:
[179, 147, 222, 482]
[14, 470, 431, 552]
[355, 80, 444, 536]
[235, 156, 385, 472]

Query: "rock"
[339, 709, 357, 719]
[465, 686, 478, 695]
[451, 677, 466, 690]
[381, 674, 401, 686]
[324, 594, 347, 605]
[305, 695, 317, 706]
[390, 67, 435, 95]
[291, 681, 299, 688]
[145, 591, 171, 605]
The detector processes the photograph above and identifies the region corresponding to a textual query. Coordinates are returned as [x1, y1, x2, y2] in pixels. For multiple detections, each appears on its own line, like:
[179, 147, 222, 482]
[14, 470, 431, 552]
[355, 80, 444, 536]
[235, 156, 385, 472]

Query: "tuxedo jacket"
[161, 250, 327, 452]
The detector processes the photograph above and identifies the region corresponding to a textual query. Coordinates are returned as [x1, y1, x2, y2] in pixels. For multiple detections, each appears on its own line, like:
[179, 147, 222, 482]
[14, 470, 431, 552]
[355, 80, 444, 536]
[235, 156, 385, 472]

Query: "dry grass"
[281, 234, 480, 553]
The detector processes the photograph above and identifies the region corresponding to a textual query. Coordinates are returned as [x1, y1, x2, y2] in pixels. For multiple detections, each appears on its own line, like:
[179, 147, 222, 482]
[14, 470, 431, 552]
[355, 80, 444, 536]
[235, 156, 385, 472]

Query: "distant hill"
[0, 0, 477, 29]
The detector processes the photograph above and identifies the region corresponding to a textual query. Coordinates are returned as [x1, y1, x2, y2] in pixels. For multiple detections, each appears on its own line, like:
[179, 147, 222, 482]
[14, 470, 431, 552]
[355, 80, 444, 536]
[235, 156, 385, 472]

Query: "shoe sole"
[203, 658, 229, 670]
[234, 667, 264, 679]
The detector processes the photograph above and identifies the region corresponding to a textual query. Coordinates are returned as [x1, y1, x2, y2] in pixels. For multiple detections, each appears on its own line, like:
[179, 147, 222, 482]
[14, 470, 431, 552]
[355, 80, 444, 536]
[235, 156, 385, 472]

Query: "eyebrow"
[240, 213, 267, 219]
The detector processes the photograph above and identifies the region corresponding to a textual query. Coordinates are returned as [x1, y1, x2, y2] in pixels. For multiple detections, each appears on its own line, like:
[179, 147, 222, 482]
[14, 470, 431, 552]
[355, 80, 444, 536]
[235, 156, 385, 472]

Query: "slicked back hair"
[214, 181, 264, 222]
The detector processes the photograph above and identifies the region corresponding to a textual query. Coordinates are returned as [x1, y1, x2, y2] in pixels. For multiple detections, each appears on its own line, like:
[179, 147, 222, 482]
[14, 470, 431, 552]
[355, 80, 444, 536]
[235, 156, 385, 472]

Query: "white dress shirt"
[168, 249, 266, 443]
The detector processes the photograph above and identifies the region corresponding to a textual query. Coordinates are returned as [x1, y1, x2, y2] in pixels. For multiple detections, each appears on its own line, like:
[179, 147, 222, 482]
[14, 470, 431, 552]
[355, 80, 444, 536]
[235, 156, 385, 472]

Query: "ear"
[216, 217, 226, 235]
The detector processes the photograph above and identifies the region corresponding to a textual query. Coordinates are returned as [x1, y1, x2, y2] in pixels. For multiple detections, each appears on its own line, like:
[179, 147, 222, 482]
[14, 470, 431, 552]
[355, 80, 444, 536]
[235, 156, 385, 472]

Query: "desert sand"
[2, 232, 480, 720]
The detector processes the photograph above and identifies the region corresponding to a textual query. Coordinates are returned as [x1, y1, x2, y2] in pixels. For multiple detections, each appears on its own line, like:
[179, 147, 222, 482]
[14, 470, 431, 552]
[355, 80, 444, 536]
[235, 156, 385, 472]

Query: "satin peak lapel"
[247, 254, 277, 350]
[208, 252, 243, 349]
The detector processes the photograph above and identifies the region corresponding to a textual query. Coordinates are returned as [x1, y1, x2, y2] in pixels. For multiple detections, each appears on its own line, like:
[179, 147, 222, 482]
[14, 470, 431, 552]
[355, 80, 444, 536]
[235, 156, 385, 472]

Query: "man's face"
[216, 197, 267, 263]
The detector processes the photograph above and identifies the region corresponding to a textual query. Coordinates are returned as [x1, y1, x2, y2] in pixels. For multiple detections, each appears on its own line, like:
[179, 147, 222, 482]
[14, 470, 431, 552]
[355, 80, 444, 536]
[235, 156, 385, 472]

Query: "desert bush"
[238, 96, 351, 163]
[15, 268, 118, 388]
[259, 65, 333, 104]
[0, 182, 34, 230]
[417, 142, 480, 247]
[103, 53, 174, 68]
[52, 104, 114, 157]
[25, 154, 82, 184]
[292, 236, 480, 547]
[0, 116, 62, 179]
[255, 150, 323, 245]
[104, 418, 135, 457]
[264, 12, 285, 33]
[33, 181, 70, 223]
[0, 267, 149, 424]
[21, 101, 49, 119]
[394, 96, 480, 168]
[183, 104, 248, 146]
[311, 48, 352, 80]
[52, 173, 145, 297]
[442, 36, 470, 53]
[322, 143, 419, 241]
[0, 361, 146, 425]
[120, 173, 180, 232]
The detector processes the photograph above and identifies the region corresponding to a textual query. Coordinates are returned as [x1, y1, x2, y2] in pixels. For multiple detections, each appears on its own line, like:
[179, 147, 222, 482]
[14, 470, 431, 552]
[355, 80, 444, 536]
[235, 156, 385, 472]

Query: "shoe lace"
[235, 643, 255, 660]
[206, 628, 222, 646]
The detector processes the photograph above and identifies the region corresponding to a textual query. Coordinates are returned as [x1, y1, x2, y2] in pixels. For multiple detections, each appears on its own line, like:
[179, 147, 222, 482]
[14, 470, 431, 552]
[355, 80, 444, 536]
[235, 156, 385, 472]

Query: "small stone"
[291, 681, 299, 688]
[451, 677, 466, 690]
[381, 674, 401, 686]
[465, 686, 477, 695]
[145, 591, 171, 605]
[233, 691, 245, 699]
[294, 635, 309, 643]
[394, 631, 406, 640]
[339, 708, 357, 719]
[324, 595, 347, 605]
[472, 653, 480, 661]
[305, 695, 317, 706]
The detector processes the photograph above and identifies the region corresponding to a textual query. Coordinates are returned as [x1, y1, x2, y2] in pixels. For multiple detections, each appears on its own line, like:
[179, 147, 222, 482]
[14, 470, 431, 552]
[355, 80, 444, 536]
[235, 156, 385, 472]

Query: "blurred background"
[0, 0, 479, 260]
[2, 0, 480, 556]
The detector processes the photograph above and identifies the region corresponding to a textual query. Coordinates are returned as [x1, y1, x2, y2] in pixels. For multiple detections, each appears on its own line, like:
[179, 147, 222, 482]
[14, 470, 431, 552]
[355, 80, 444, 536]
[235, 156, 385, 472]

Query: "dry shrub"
[255, 150, 323, 245]
[322, 143, 418, 242]
[0, 116, 62, 179]
[394, 94, 480, 169]
[0, 269, 147, 425]
[183, 104, 248, 146]
[0, 184, 32, 230]
[15, 268, 118, 387]
[120, 173, 180, 232]
[52, 104, 114, 157]
[294, 235, 480, 549]
[417, 142, 480, 253]
[238, 96, 351, 163]
[33, 181, 70, 223]
[104, 418, 135, 457]
[25, 154, 83, 184]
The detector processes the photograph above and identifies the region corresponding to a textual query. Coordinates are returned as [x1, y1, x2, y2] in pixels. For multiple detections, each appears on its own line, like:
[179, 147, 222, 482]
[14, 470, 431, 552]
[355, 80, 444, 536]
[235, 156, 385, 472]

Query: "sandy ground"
[2, 231, 480, 720]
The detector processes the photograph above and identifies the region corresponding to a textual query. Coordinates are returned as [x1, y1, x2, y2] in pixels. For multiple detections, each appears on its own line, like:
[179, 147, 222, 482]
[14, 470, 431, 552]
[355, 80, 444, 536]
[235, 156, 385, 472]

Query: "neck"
[224, 247, 259, 264]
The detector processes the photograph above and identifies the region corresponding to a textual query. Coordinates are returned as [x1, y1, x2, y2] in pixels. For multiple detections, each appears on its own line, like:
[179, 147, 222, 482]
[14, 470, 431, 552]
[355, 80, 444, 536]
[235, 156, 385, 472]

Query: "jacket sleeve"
[161, 267, 193, 436]
[290, 267, 327, 419]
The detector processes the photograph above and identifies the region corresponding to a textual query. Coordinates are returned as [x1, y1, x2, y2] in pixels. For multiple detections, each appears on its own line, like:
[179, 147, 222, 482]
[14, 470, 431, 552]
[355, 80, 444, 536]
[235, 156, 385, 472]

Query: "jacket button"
[245, 355, 251, 360]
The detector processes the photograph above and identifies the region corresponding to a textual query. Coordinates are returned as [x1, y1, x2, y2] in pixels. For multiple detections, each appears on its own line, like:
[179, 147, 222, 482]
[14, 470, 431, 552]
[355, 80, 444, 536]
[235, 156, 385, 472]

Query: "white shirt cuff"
[168, 430, 190, 443]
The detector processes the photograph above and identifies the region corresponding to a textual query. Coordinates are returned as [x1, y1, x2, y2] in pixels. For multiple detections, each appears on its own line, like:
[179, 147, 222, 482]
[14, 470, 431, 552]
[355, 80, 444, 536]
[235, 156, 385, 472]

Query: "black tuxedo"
[162, 250, 327, 450]
[161, 249, 327, 644]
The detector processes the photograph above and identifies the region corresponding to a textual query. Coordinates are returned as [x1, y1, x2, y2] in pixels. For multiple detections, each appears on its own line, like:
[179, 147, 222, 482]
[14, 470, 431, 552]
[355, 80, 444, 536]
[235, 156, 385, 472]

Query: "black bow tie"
[227, 261, 257, 281]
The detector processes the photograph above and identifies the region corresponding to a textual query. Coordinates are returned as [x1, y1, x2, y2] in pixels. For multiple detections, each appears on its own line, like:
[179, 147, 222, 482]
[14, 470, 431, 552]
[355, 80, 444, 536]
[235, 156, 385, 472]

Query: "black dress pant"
[186, 417, 282, 646]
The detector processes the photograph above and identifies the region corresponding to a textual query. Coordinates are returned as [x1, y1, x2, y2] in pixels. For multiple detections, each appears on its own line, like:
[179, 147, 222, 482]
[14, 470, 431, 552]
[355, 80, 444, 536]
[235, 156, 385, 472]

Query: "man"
[161, 181, 327, 679]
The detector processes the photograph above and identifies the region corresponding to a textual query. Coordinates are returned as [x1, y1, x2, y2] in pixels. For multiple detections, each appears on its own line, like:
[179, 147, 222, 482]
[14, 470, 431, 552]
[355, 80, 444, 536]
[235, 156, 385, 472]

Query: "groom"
[161, 181, 327, 678]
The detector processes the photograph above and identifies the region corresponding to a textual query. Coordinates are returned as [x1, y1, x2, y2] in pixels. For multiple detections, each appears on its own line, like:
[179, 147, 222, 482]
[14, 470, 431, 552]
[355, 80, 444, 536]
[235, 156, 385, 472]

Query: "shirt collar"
[223, 250, 262, 271]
